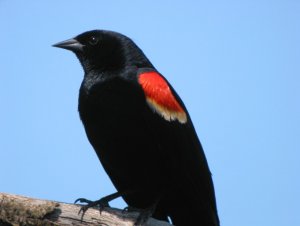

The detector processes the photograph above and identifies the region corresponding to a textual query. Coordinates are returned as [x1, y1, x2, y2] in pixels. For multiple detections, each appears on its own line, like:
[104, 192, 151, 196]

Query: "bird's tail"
[166, 183, 219, 226]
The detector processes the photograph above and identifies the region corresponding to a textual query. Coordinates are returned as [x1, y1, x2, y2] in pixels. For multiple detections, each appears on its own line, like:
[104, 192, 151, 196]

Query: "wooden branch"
[0, 193, 172, 226]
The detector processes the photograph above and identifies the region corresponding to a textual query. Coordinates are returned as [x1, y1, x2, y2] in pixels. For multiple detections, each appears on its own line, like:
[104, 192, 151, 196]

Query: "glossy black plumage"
[54, 30, 219, 226]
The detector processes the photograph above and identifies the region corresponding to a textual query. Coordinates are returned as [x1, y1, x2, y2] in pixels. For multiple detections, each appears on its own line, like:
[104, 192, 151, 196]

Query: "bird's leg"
[75, 191, 128, 220]
[135, 203, 158, 226]
[123, 198, 161, 226]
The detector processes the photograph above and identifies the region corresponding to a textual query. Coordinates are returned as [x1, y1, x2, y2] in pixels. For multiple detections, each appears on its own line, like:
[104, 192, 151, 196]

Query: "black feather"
[54, 30, 220, 226]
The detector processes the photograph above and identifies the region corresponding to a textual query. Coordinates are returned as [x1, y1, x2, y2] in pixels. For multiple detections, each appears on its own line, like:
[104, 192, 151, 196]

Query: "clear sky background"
[0, 1, 299, 226]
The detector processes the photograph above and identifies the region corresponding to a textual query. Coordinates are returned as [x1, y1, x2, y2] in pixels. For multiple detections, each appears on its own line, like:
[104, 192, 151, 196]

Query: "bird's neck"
[81, 68, 124, 95]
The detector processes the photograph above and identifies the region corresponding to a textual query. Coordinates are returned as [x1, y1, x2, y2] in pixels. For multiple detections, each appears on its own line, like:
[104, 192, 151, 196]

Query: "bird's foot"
[123, 203, 158, 226]
[122, 206, 141, 213]
[75, 197, 110, 220]
[135, 205, 157, 226]
[74, 191, 127, 220]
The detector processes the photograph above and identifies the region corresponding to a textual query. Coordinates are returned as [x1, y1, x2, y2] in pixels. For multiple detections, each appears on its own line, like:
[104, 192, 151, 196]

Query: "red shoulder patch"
[138, 71, 187, 123]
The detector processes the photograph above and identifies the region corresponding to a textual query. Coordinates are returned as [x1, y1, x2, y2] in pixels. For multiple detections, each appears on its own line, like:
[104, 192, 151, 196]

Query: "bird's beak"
[52, 38, 84, 52]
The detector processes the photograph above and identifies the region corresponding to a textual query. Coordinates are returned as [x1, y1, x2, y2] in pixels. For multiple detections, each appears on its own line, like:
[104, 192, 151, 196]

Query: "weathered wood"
[0, 193, 172, 226]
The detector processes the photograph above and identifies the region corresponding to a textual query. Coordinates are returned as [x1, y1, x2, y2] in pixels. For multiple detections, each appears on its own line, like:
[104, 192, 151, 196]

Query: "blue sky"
[0, 1, 299, 225]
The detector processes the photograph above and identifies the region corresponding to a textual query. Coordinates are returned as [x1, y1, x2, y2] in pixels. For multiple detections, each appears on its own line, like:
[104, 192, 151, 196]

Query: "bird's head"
[53, 30, 152, 73]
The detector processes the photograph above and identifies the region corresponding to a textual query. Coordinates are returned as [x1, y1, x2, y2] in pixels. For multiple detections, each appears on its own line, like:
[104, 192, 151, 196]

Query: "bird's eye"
[89, 36, 99, 45]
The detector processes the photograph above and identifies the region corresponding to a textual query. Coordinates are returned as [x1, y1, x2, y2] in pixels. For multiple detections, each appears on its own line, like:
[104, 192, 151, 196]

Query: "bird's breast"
[78, 77, 164, 178]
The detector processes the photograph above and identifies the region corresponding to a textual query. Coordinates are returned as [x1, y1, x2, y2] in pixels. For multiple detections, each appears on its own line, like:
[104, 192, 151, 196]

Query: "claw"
[122, 206, 130, 214]
[122, 203, 159, 226]
[122, 206, 140, 214]
[74, 197, 110, 220]
[134, 207, 154, 226]
[122, 206, 152, 225]
[78, 205, 89, 220]
[74, 198, 93, 204]
[133, 198, 160, 226]
[75, 198, 97, 219]
[74, 191, 126, 220]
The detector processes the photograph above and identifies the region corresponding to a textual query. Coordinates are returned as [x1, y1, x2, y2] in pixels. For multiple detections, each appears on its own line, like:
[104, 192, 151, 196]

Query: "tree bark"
[0, 193, 172, 226]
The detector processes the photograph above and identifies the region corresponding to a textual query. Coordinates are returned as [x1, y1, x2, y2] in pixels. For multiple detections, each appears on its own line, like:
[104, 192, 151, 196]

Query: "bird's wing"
[136, 68, 219, 225]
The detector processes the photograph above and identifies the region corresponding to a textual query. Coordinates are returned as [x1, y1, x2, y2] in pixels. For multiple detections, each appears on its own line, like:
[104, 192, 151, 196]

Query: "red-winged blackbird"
[53, 30, 219, 226]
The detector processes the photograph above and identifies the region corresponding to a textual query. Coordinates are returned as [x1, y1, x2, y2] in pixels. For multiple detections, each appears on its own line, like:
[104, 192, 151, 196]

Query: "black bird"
[53, 30, 219, 226]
